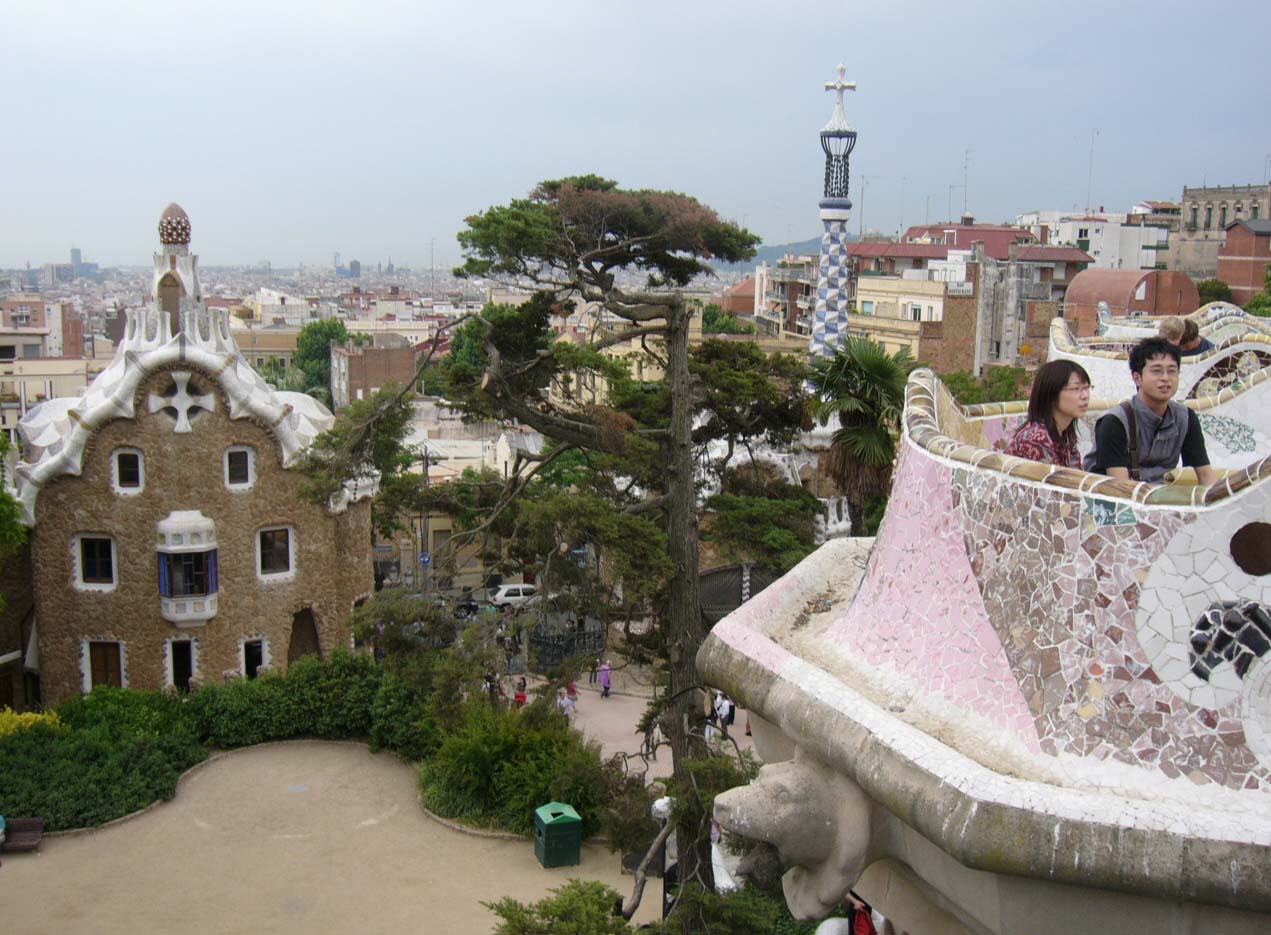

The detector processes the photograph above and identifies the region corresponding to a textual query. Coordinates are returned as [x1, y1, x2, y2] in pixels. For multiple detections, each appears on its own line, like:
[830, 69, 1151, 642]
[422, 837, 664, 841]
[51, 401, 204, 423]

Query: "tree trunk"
[847, 495, 866, 537]
[664, 298, 715, 913]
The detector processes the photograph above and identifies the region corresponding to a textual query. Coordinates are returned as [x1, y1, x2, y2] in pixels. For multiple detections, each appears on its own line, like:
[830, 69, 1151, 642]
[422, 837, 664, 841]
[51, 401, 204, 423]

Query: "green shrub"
[485, 880, 820, 935]
[487, 879, 632, 935]
[420, 701, 615, 836]
[665, 885, 819, 935]
[285, 650, 381, 738]
[186, 669, 302, 747]
[0, 688, 207, 831]
[600, 773, 659, 858]
[187, 649, 382, 747]
[57, 684, 202, 746]
[369, 669, 438, 761]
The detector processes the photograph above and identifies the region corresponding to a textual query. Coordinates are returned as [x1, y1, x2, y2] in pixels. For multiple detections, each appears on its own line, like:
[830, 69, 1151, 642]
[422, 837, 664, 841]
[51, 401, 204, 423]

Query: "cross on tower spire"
[822, 64, 857, 133]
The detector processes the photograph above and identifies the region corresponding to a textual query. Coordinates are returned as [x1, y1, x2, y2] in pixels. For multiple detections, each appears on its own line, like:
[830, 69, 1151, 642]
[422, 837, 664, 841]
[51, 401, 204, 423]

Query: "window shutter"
[208, 549, 219, 593]
[158, 553, 170, 597]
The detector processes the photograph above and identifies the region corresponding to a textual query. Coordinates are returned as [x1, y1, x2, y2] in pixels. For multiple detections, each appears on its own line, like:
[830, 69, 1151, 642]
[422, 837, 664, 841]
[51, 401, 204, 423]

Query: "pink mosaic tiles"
[827, 369, 1271, 793]
[828, 443, 1040, 750]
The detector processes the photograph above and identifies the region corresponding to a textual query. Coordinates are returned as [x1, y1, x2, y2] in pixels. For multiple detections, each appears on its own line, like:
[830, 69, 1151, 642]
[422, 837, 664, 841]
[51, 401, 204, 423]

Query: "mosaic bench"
[702, 368, 1271, 934]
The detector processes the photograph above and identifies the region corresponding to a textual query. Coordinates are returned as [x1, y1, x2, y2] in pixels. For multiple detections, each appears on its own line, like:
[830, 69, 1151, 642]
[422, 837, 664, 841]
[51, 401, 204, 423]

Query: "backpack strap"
[1120, 401, 1140, 481]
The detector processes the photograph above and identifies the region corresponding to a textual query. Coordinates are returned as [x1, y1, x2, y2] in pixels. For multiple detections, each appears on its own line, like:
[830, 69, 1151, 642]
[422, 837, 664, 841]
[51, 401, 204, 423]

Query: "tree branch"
[591, 325, 669, 353]
[620, 816, 676, 920]
[640, 334, 669, 371]
[623, 495, 667, 515]
[442, 444, 579, 552]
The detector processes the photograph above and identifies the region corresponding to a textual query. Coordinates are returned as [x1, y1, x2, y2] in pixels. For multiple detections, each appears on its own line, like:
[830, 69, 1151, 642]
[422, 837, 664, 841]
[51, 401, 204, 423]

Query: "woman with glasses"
[1004, 360, 1092, 468]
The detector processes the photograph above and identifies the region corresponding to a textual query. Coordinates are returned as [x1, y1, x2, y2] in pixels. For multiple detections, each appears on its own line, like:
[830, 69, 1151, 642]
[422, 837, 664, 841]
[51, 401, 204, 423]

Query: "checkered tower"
[809, 64, 858, 358]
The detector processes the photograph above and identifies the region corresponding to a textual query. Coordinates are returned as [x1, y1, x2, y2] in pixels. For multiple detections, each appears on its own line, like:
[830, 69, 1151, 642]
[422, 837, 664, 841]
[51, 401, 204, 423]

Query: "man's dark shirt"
[1179, 337, 1215, 357]
[1093, 407, 1210, 473]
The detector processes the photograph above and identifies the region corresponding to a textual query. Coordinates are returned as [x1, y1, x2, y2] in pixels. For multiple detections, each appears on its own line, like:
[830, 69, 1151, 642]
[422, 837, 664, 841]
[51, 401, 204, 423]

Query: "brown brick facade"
[0, 540, 34, 708]
[918, 265, 980, 374]
[1023, 301, 1059, 363]
[1218, 223, 1271, 306]
[30, 365, 373, 704]
[331, 344, 419, 409]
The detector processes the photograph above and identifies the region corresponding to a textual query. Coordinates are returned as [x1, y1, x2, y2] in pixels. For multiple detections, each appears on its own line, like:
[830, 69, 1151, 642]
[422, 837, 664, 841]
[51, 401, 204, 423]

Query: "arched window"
[158, 273, 183, 334]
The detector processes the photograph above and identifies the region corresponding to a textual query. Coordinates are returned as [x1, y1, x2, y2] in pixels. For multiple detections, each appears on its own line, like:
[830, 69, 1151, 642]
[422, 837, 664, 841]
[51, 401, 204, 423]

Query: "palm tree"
[809, 335, 917, 535]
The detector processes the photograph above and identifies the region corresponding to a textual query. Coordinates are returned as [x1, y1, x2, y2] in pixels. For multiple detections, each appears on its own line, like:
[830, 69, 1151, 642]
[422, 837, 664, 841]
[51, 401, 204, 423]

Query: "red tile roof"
[847, 242, 950, 259]
[1015, 246, 1093, 263]
[415, 337, 451, 356]
[901, 223, 1036, 260]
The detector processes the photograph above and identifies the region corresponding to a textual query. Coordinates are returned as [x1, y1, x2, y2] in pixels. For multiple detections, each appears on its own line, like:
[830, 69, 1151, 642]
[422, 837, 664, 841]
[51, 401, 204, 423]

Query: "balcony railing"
[161, 592, 218, 627]
[768, 266, 815, 284]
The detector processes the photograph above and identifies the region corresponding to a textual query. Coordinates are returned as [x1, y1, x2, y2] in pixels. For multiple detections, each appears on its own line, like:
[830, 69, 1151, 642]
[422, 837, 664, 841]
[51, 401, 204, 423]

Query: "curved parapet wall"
[1050, 307, 1271, 400]
[700, 367, 1271, 927]
[1094, 301, 1260, 340]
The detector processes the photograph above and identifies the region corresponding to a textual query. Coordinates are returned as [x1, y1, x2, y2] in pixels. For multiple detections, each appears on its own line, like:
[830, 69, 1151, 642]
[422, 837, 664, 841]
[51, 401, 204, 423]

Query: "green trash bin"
[533, 802, 582, 868]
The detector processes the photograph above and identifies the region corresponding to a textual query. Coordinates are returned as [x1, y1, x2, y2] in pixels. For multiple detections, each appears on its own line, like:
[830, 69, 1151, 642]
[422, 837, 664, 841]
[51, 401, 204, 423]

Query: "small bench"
[0, 817, 44, 863]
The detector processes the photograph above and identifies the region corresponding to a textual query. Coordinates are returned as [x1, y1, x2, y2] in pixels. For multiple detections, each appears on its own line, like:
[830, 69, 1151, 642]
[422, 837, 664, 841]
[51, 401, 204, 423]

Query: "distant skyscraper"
[349, 260, 361, 278]
[70, 247, 82, 275]
[809, 64, 859, 359]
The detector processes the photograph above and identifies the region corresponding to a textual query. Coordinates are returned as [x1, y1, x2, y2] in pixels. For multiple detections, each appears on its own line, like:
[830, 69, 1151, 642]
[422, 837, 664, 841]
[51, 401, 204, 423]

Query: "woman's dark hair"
[1026, 359, 1091, 446]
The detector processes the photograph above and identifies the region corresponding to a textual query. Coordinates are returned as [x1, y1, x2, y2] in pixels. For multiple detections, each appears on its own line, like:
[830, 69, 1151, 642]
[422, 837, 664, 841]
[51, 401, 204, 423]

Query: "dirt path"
[0, 741, 661, 934]
[566, 676, 755, 772]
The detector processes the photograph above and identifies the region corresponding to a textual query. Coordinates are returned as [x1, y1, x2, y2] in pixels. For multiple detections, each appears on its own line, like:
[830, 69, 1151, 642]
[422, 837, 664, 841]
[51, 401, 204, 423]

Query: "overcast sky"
[4, 0, 1268, 269]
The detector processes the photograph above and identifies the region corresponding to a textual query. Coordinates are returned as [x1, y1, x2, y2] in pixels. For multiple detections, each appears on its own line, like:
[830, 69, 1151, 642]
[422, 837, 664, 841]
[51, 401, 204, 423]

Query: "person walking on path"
[599, 661, 612, 698]
[715, 692, 733, 741]
[557, 688, 576, 723]
[589, 657, 599, 685]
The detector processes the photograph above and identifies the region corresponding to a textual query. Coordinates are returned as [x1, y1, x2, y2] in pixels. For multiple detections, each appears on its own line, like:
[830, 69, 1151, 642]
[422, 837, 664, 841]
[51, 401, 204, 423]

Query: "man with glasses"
[1086, 337, 1217, 485]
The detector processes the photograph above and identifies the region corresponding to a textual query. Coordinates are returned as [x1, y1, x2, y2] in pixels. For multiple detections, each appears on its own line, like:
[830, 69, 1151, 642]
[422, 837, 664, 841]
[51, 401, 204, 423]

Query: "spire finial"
[823, 64, 857, 133]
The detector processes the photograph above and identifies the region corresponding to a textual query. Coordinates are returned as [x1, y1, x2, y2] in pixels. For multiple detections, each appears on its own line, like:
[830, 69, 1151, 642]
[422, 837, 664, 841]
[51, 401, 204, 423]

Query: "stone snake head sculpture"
[713, 753, 877, 920]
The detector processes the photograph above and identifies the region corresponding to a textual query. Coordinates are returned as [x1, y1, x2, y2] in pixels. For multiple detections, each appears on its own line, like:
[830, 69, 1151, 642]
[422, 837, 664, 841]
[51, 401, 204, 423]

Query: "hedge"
[419, 701, 617, 837]
[0, 649, 615, 838]
[0, 688, 206, 830]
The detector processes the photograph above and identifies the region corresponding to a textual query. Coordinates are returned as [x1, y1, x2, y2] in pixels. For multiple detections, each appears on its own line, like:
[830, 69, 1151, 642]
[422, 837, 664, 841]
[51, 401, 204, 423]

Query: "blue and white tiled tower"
[809, 64, 859, 358]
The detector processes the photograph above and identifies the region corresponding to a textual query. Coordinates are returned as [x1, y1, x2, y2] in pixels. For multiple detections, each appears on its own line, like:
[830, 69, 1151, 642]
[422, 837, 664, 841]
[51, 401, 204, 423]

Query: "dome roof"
[158, 203, 191, 245]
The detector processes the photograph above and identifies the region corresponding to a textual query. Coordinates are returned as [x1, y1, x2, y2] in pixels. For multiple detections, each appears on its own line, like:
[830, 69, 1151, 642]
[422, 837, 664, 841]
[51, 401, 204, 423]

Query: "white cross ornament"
[148, 370, 216, 433]
[824, 63, 857, 105]
[822, 63, 858, 132]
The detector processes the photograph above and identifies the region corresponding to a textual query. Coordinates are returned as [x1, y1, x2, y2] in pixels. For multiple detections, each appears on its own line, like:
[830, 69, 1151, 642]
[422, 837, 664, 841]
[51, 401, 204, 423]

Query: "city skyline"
[4, 0, 1268, 269]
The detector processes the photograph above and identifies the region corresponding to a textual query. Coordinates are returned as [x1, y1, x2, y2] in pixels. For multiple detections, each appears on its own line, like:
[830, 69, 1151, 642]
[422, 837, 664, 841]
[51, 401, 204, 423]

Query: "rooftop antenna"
[963, 149, 972, 216]
[898, 175, 908, 236]
[1085, 129, 1098, 213]
[859, 175, 872, 237]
